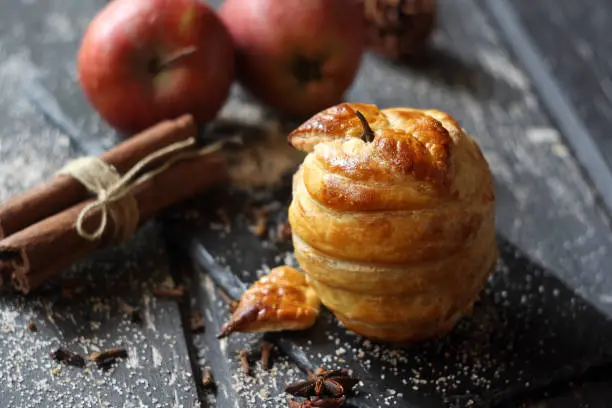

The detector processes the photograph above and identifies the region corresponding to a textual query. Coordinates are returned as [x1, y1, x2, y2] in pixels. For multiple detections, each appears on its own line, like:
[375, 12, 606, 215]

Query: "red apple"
[78, 0, 235, 135]
[219, 0, 365, 118]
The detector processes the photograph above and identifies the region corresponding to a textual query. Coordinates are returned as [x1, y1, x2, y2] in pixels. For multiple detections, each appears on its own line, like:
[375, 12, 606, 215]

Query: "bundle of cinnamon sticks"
[0, 114, 229, 294]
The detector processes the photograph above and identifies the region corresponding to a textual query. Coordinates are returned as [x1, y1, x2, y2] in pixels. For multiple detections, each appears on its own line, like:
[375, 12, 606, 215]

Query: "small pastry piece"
[288, 103, 497, 343]
[218, 266, 321, 338]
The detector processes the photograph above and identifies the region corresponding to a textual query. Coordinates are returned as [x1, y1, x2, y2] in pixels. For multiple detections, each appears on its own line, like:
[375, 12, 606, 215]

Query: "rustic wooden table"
[0, 0, 611, 407]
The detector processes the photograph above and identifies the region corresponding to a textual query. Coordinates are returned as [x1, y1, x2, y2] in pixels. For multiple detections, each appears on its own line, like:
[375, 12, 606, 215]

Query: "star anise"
[50, 347, 85, 368]
[289, 396, 346, 408]
[285, 366, 359, 398]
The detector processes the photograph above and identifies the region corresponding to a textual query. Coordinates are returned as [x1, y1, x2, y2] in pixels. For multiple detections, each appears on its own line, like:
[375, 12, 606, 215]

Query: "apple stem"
[152, 46, 198, 73]
[356, 111, 375, 143]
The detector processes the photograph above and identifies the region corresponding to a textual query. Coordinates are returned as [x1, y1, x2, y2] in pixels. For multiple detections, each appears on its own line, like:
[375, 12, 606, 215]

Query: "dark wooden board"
[501, 0, 612, 176]
[166, 0, 612, 406]
[165, 178, 612, 407]
[538, 381, 612, 408]
[0, 224, 199, 407]
[479, 2, 612, 403]
[497, 364, 612, 408]
[481, 0, 612, 228]
[0, 0, 200, 406]
[0, 0, 123, 152]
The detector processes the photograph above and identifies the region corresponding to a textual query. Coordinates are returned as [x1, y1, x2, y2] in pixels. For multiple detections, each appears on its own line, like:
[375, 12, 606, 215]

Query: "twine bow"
[58, 137, 232, 242]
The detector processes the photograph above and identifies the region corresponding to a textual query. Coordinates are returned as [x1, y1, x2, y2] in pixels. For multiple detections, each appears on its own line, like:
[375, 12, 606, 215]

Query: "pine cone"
[364, 0, 436, 60]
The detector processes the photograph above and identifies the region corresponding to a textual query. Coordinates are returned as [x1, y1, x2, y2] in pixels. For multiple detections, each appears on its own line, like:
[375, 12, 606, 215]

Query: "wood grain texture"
[0, 225, 199, 407]
[507, 0, 612, 173]
[480, 0, 612, 233]
[0, 1, 199, 406]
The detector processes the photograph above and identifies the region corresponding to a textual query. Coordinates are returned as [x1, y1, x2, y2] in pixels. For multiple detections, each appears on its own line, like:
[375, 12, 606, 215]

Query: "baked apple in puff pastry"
[218, 266, 321, 338]
[287, 103, 497, 343]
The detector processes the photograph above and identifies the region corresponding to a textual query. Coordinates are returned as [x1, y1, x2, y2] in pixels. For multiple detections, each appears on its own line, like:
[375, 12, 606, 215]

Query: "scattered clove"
[261, 341, 274, 370]
[239, 349, 251, 376]
[152, 284, 185, 299]
[129, 309, 143, 324]
[27, 321, 37, 332]
[88, 348, 128, 362]
[190, 312, 205, 333]
[250, 210, 269, 237]
[251, 213, 268, 237]
[275, 221, 292, 242]
[88, 348, 128, 369]
[201, 367, 216, 389]
[218, 290, 238, 311]
[50, 348, 85, 368]
[118, 300, 142, 324]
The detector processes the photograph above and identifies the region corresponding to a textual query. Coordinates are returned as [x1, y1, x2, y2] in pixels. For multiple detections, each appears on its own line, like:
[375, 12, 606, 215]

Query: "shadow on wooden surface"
[164, 177, 612, 408]
[381, 47, 524, 106]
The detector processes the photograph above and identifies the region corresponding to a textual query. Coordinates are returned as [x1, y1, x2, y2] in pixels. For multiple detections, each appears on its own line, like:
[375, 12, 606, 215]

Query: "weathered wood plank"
[500, 365, 612, 408]
[478, 1, 612, 403]
[503, 0, 612, 175]
[0, 225, 199, 407]
[480, 0, 612, 230]
[0, 0, 123, 151]
[0, 1, 200, 406]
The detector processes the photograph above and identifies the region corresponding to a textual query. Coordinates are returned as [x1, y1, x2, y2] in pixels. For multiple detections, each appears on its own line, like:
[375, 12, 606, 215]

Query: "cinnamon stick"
[0, 115, 196, 239]
[0, 151, 228, 294]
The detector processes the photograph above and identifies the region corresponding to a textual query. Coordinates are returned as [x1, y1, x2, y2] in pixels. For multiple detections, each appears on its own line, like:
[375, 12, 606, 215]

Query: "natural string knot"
[57, 137, 233, 242]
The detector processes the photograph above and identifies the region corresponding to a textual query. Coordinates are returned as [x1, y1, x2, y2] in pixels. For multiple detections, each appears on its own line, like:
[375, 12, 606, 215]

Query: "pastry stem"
[356, 111, 375, 143]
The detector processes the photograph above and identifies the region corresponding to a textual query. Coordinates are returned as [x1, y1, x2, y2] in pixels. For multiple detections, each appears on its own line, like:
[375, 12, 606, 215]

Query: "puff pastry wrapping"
[287, 103, 498, 343]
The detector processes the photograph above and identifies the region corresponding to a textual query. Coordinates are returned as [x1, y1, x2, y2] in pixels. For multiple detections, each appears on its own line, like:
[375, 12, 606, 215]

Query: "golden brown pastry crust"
[288, 103, 497, 343]
[218, 266, 321, 337]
